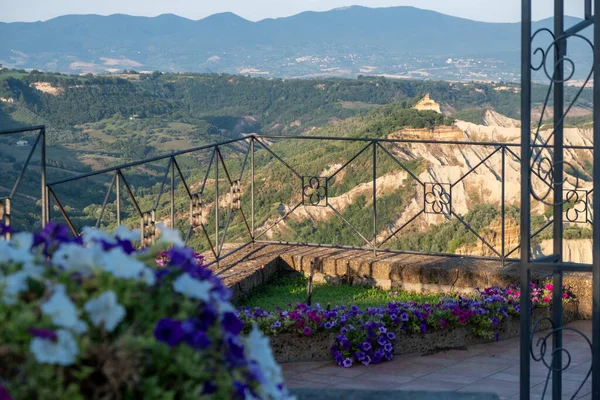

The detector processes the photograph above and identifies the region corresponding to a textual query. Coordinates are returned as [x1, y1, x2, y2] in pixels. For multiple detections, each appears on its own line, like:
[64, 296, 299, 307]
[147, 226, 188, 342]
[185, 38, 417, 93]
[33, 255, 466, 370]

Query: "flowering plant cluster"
[0, 222, 292, 399]
[238, 283, 575, 368]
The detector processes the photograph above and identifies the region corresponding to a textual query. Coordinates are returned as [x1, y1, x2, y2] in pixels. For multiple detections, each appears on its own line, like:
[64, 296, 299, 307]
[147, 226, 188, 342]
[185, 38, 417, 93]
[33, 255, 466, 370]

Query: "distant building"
[414, 94, 441, 113]
[129, 115, 139, 120]
[16, 140, 29, 146]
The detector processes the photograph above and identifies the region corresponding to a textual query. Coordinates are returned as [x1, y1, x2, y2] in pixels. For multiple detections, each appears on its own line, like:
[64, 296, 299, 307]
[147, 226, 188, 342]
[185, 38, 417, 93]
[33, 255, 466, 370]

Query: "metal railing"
[41, 134, 594, 267]
[0, 125, 46, 239]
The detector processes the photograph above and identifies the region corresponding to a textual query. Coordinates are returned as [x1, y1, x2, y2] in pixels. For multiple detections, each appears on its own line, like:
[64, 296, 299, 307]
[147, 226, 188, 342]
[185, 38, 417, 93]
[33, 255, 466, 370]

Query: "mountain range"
[0, 6, 593, 80]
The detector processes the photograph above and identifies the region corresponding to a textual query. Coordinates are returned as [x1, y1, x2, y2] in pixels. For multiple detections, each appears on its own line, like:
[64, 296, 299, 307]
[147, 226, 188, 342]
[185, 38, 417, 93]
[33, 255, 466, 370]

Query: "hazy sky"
[0, 0, 589, 23]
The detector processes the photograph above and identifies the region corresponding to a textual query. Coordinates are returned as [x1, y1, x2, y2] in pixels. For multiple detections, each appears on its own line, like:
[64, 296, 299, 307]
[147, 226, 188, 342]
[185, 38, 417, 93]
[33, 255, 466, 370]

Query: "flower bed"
[238, 283, 577, 367]
[0, 223, 293, 399]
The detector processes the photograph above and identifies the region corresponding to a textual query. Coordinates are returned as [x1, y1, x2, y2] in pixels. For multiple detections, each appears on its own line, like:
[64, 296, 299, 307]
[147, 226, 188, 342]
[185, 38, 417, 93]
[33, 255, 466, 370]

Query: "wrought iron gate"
[520, 0, 598, 398]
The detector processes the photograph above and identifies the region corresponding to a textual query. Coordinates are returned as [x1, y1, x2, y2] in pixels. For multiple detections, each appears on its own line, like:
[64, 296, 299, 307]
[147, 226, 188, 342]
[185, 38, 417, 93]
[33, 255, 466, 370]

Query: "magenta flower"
[303, 326, 311, 336]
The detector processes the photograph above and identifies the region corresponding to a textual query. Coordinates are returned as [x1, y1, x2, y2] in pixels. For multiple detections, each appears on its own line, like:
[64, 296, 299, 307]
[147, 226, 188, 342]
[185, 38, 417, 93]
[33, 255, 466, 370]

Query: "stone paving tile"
[355, 371, 416, 385]
[287, 372, 359, 387]
[280, 361, 329, 372]
[417, 371, 484, 385]
[486, 371, 546, 387]
[306, 362, 370, 378]
[364, 360, 446, 377]
[529, 377, 592, 399]
[457, 377, 520, 398]
[281, 320, 593, 398]
[391, 377, 470, 392]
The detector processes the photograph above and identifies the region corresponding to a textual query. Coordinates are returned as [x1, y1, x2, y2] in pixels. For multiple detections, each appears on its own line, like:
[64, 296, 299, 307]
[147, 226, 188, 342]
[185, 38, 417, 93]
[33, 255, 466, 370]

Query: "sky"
[0, 0, 589, 23]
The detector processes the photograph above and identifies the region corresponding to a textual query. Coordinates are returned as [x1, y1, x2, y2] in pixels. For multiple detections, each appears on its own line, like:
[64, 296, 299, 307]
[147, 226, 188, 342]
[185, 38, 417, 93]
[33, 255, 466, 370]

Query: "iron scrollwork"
[530, 318, 592, 400]
[563, 189, 590, 223]
[302, 177, 327, 207]
[529, 28, 594, 206]
[424, 183, 451, 215]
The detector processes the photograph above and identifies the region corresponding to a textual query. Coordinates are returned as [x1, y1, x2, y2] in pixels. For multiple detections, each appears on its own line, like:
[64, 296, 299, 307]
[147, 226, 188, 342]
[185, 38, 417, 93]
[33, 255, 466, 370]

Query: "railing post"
[520, 0, 532, 397]
[251, 137, 255, 246]
[307, 259, 314, 306]
[552, 2, 565, 397]
[170, 157, 175, 229]
[116, 170, 121, 226]
[1, 199, 10, 240]
[592, 0, 600, 397]
[215, 147, 219, 265]
[501, 146, 505, 266]
[372, 141, 377, 258]
[40, 127, 47, 227]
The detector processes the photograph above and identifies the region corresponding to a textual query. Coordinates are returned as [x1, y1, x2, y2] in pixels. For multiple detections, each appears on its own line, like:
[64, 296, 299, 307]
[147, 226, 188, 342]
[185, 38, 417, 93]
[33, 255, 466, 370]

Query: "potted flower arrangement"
[0, 222, 293, 399]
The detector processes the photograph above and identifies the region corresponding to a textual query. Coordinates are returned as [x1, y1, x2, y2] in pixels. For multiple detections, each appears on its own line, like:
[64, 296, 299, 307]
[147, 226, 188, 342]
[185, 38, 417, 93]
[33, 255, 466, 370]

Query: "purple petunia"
[186, 330, 212, 350]
[400, 313, 409, 322]
[342, 358, 353, 368]
[372, 351, 384, 364]
[303, 326, 312, 336]
[386, 332, 396, 340]
[360, 341, 372, 352]
[154, 318, 185, 347]
[0, 384, 12, 400]
[222, 312, 243, 335]
[28, 328, 58, 342]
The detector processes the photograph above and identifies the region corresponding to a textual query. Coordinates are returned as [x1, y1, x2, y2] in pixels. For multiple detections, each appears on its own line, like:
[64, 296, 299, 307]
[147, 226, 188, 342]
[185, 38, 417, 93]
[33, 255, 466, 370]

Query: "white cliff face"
[258, 110, 593, 256]
[535, 239, 592, 264]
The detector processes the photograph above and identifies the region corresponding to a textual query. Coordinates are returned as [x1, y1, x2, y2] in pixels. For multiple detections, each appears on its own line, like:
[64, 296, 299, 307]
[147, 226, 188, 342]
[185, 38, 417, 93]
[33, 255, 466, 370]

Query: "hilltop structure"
[413, 93, 441, 113]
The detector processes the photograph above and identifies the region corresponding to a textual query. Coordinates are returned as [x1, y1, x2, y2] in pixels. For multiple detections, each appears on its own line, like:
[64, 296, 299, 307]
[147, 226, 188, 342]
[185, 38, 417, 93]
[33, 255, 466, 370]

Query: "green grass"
[236, 273, 445, 311]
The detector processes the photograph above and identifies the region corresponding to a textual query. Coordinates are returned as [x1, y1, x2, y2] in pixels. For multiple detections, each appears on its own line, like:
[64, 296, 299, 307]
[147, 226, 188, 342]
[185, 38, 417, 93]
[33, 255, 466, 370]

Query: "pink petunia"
[545, 284, 554, 291]
[562, 292, 568, 299]
[542, 297, 551, 303]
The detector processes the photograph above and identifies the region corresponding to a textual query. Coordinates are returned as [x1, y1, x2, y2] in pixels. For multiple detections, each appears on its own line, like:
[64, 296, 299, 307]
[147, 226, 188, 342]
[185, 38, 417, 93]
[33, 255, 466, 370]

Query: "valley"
[0, 69, 593, 262]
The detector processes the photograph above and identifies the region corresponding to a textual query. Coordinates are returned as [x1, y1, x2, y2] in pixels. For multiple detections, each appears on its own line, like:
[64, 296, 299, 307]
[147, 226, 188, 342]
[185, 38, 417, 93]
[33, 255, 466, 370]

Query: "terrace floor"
[281, 320, 593, 400]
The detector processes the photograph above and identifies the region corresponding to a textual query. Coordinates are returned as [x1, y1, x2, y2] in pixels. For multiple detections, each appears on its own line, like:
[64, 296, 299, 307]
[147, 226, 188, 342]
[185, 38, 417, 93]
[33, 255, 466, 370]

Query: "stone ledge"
[206, 244, 592, 320]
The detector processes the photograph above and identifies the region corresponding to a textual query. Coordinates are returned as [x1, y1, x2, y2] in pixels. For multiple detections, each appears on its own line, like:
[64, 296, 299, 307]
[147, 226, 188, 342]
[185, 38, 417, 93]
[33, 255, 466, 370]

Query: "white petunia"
[156, 223, 184, 247]
[84, 291, 126, 332]
[0, 271, 29, 304]
[244, 324, 293, 400]
[172, 273, 213, 302]
[140, 267, 156, 286]
[0, 239, 36, 267]
[113, 225, 140, 242]
[30, 329, 78, 366]
[81, 226, 114, 245]
[40, 284, 87, 334]
[100, 247, 146, 280]
[51, 243, 96, 277]
[11, 232, 34, 250]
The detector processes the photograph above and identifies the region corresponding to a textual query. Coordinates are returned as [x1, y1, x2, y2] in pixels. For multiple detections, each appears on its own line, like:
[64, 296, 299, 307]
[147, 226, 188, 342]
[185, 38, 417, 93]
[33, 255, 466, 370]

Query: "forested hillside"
[0, 70, 593, 260]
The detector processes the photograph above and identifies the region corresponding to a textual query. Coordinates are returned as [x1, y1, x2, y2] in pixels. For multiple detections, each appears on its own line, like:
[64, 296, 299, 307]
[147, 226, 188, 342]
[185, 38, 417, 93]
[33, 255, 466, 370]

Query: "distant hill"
[0, 7, 593, 80]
